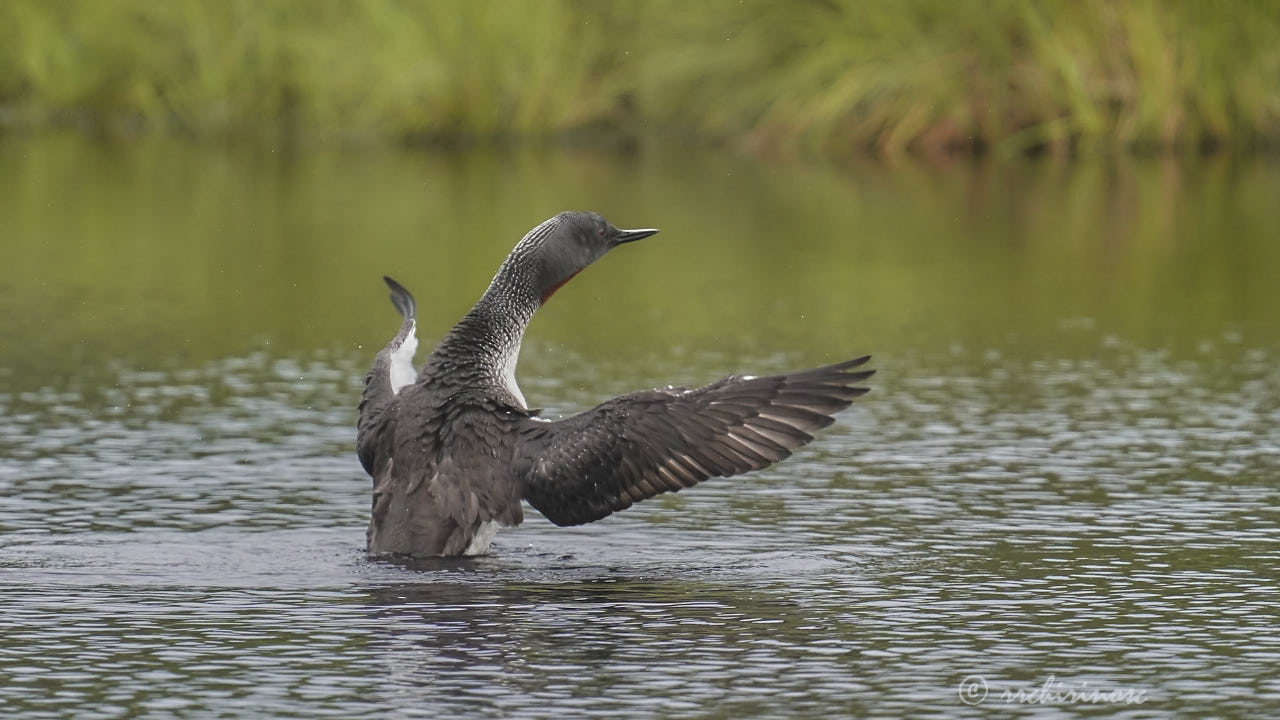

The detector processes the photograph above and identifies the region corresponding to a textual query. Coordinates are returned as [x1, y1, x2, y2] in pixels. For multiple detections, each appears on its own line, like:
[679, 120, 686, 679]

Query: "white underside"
[388, 320, 418, 395]
[464, 520, 501, 556]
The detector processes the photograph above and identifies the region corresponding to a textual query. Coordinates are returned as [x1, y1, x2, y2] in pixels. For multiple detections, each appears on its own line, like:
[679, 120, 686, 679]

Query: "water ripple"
[1, 344, 1278, 718]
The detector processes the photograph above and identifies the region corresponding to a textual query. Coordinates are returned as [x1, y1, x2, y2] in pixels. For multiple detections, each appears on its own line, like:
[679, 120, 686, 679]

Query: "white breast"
[499, 338, 526, 408]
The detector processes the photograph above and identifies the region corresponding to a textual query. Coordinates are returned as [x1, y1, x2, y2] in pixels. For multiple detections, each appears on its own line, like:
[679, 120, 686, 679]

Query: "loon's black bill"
[616, 228, 659, 244]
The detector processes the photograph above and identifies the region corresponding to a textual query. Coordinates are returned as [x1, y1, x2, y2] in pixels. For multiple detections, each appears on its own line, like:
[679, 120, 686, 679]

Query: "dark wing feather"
[384, 275, 416, 322]
[513, 356, 874, 526]
[357, 276, 418, 476]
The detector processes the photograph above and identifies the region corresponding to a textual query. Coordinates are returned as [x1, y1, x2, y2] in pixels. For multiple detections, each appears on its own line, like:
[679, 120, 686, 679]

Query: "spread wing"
[513, 356, 873, 526]
[357, 276, 419, 476]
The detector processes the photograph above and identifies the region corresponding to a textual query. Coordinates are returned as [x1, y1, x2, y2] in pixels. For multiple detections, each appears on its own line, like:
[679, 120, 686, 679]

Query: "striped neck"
[423, 246, 544, 407]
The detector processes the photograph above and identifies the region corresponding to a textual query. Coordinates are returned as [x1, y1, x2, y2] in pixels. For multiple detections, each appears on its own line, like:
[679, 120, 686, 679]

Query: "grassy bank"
[1, 0, 1277, 156]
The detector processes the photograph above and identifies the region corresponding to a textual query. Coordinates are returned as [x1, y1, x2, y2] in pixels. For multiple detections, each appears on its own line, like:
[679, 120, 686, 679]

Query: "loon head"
[508, 211, 659, 304]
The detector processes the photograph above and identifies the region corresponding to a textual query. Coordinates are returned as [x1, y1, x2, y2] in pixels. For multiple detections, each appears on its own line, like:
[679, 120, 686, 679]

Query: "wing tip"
[792, 355, 875, 386]
[383, 275, 417, 320]
[834, 354, 872, 371]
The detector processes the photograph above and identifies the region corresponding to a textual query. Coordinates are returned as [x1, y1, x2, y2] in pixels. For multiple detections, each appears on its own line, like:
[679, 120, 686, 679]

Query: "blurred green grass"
[1, 0, 1277, 156]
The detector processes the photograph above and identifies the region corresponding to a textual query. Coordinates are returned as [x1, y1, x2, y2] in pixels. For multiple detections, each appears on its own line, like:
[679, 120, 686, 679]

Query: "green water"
[5, 136, 1276, 386]
[1, 135, 1278, 718]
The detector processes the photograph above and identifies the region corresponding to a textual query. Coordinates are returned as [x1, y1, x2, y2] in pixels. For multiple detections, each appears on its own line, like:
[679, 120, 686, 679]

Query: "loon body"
[357, 211, 873, 557]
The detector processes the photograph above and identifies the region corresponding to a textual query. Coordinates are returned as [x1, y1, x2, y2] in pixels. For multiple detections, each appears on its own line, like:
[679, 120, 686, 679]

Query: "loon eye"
[598, 228, 606, 237]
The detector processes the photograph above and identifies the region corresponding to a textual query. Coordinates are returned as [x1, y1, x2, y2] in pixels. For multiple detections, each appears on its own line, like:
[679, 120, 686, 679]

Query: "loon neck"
[424, 251, 545, 405]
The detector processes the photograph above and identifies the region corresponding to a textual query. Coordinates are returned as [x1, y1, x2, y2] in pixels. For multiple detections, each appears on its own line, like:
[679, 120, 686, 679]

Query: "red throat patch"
[540, 270, 581, 304]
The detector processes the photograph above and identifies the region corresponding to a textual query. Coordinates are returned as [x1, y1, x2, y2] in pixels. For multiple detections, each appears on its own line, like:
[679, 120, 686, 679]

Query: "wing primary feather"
[516, 355, 874, 526]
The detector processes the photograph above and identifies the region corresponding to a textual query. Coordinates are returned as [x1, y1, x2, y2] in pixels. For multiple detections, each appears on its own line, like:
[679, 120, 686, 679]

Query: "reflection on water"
[1, 136, 1279, 718]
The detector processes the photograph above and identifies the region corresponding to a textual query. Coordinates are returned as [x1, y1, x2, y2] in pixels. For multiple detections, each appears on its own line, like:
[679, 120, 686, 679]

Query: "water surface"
[2, 136, 1278, 718]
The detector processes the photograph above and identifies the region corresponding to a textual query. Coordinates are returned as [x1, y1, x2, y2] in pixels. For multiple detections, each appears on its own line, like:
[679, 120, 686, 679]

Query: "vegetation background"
[2, 0, 1278, 158]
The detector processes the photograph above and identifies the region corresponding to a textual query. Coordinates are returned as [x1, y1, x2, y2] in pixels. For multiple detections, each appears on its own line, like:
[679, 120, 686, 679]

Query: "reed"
[1, 0, 1276, 155]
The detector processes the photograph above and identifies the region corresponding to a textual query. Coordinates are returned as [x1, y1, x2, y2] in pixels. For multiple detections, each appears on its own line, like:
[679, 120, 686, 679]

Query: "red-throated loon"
[357, 211, 873, 557]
